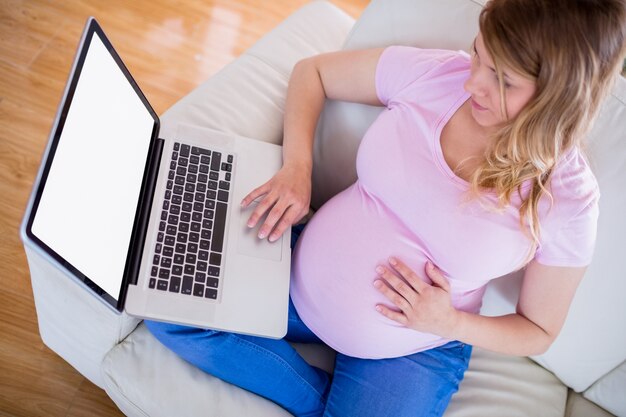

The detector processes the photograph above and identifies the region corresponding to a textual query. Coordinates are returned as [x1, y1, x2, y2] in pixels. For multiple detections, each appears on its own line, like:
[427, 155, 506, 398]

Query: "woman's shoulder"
[376, 46, 470, 104]
[548, 146, 600, 217]
[379, 45, 469, 76]
[534, 146, 600, 266]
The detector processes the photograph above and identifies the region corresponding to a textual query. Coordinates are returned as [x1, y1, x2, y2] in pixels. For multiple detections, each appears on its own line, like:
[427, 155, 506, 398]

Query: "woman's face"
[464, 33, 537, 129]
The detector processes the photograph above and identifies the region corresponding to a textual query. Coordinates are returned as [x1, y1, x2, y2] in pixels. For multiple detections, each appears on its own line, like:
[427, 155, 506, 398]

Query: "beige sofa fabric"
[24, 245, 140, 389]
[566, 391, 616, 417]
[107, 326, 606, 416]
[584, 360, 626, 417]
[103, 324, 294, 417]
[103, 325, 572, 417]
[445, 347, 568, 417]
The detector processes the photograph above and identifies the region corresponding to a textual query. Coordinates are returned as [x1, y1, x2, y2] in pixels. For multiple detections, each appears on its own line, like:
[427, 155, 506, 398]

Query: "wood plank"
[0, 290, 83, 417]
[0, 0, 65, 69]
[65, 380, 125, 417]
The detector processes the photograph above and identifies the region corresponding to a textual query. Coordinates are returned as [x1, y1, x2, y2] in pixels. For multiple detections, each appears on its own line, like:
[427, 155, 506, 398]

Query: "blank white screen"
[32, 32, 155, 300]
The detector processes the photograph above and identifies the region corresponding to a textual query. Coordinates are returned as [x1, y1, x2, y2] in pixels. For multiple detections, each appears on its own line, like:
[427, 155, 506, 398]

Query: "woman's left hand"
[374, 257, 459, 338]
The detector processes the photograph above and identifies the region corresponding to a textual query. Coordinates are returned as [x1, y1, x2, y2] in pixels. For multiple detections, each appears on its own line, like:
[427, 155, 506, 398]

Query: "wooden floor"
[0, 1, 367, 415]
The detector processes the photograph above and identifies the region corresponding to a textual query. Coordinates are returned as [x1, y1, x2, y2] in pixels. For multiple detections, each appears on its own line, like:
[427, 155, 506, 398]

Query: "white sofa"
[21, 1, 626, 416]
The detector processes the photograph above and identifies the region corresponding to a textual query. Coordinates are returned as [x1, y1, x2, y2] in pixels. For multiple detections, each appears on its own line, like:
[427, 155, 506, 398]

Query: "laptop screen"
[28, 19, 157, 309]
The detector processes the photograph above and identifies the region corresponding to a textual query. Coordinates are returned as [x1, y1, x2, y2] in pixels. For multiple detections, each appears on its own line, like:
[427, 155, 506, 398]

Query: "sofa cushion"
[23, 245, 140, 389]
[103, 324, 292, 417]
[103, 323, 571, 417]
[444, 347, 568, 417]
[312, 0, 626, 396]
[584, 359, 626, 417]
[566, 391, 616, 417]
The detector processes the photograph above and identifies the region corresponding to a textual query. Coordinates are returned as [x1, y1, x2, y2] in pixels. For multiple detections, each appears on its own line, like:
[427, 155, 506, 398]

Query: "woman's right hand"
[240, 162, 311, 242]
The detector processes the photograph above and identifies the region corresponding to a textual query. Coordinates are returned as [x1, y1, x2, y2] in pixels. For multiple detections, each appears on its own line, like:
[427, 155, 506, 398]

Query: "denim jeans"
[145, 225, 472, 417]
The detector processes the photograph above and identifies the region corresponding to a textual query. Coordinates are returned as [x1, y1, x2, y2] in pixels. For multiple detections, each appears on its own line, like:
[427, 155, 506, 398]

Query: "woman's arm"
[375, 258, 586, 356]
[242, 48, 385, 242]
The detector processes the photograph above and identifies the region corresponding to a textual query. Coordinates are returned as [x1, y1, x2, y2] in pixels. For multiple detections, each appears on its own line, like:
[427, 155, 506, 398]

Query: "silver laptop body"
[21, 17, 290, 339]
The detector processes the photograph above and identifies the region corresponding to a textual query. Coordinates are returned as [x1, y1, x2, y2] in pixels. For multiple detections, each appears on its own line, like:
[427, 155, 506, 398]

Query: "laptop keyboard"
[149, 142, 234, 300]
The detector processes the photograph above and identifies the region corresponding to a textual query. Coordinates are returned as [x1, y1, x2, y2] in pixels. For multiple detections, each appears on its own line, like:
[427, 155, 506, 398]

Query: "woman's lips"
[470, 98, 488, 111]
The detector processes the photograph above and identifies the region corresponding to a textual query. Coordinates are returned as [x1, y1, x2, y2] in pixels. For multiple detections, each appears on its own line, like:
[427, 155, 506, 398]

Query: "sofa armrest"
[23, 244, 141, 388]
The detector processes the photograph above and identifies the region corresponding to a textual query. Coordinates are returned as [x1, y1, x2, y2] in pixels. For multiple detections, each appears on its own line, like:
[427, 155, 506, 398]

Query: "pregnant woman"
[146, 1, 626, 416]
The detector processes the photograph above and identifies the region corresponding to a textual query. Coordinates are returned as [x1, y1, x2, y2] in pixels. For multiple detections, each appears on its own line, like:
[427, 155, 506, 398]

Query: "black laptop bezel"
[24, 17, 162, 312]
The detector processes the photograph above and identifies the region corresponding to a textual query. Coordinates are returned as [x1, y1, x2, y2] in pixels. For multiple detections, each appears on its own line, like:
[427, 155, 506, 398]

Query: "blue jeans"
[145, 225, 472, 417]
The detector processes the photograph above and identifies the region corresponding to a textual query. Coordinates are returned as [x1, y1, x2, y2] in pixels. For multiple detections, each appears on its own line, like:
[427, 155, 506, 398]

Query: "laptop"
[21, 17, 291, 339]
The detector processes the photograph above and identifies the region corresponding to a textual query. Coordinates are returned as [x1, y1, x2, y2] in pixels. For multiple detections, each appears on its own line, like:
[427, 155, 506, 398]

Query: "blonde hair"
[466, 0, 626, 264]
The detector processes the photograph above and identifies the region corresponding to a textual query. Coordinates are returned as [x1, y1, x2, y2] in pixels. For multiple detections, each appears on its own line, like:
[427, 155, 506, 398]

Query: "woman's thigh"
[323, 342, 472, 417]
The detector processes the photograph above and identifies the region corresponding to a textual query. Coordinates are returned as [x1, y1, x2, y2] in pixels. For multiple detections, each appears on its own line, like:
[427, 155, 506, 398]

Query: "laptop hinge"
[123, 136, 164, 292]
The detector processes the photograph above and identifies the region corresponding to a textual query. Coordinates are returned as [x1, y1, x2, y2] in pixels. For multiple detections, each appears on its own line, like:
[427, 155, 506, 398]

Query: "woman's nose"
[464, 70, 487, 97]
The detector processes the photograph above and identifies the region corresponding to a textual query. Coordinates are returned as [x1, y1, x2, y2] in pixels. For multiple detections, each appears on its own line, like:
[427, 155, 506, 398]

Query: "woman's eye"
[494, 73, 511, 89]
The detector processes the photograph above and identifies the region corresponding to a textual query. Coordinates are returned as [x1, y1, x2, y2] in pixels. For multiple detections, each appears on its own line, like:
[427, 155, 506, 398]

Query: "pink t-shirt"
[290, 46, 600, 359]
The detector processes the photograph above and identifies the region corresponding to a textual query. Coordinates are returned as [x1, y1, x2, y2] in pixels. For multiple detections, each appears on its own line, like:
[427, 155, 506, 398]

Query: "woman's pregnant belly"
[290, 182, 485, 359]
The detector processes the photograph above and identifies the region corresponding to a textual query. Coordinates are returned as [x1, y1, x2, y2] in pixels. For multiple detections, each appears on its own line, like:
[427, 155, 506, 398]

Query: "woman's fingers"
[374, 267, 414, 310]
[245, 191, 277, 229]
[424, 261, 450, 292]
[245, 190, 307, 241]
[388, 257, 428, 293]
[241, 182, 270, 210]
[242, 164, 312, 240]
[375, 303, 408, 325]
[258, 199, 290, 239]
[267, 205, 303, 242]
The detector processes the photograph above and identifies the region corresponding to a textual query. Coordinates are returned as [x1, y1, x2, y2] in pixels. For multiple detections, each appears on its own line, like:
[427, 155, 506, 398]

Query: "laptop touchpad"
[237, 203, 283, 262]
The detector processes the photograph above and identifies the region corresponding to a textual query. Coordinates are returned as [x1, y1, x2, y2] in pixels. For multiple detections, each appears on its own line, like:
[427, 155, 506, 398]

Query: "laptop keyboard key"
[182, 276, 193, 294]
[169, 276, 181, 293]
[209, 252, 222, 266]
[210, 152, 221, 171]
[217, 190, 229, 202]
[193, 283, 204, 297]
[211, 202, 227, 253]
[205, 288, 218, 299]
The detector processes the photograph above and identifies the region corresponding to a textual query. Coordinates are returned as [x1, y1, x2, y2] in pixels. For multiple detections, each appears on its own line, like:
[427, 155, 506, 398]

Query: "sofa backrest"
[311, 0, 626, 393]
